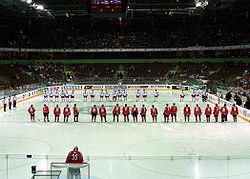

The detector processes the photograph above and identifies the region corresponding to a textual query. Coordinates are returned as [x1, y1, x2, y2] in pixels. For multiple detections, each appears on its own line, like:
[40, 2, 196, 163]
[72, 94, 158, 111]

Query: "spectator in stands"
[225, 92, 232, 101]
[244, 97, 250, 109]
[234, 94, 242, 106]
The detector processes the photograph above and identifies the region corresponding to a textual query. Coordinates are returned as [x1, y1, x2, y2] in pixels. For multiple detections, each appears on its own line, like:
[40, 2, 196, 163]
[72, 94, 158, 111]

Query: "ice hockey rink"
[1, 90, 250, 179]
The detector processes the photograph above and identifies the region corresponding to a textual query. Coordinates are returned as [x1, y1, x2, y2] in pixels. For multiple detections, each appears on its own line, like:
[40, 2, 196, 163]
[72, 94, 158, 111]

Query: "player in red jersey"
[213, 104, 220, 122]
[131, 105, 138, 122]
[91, 105, 98, 122]
[205, 104, 212, 122]
[28, 105, 36, 122]
[140, 104, 147, 122]
[65, 146, 86, 179]
[53, 104, 61, 122]
[163, 104, 171, 123]
[194, 104, 202, 122]
[73, 104, 79, 122]
[66, 146, 84, 163]
[171, 103, 178, 122]
[43, 104, 49, 122]
[122, 104, 130, 122]
[183, 104, 191, 122]
[63, 104, 71, 122]
[99, 104, 107, 122]
[231, 104, 239, 122]
[113, 104, 120, 122]
[151, 105, 158, 122]
[221, 104, 228, 122]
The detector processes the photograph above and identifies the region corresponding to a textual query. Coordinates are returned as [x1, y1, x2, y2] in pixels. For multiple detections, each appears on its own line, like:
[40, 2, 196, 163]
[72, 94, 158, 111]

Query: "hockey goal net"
[50, 162, 90, 179]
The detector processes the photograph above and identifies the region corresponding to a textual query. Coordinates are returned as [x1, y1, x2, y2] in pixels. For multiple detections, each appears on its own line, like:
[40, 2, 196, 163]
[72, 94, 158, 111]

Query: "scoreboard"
[90, 0, 127, 17]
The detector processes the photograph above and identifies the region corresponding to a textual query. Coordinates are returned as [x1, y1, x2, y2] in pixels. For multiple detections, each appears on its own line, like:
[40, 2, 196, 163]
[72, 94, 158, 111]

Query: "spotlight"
[36, 5, 44, 10]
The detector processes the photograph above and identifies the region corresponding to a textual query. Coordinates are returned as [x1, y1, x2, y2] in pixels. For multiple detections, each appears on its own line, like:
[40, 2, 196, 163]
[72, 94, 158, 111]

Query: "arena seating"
[0, 62, 248, 91]
[0, 16, 249, 49]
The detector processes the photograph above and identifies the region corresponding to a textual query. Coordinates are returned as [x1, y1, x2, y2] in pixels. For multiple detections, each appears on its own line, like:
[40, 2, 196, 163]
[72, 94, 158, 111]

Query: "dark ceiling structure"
[0, 0, 249, 19]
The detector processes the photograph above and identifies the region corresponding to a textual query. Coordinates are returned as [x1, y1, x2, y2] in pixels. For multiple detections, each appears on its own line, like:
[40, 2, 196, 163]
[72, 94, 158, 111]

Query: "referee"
[2, 97, 7, 112]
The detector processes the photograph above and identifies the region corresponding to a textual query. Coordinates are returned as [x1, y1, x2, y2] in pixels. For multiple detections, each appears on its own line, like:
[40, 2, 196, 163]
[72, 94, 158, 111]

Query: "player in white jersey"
[194, 90, 199, 102]
[44, 91, 48, 102]
[2, 97, 7, 112]
[65, 91, 69, 102]
[49, 91, 54, 102]
[55, 91, 60, 102]
[83, 90, 88, 102]
[70, 90, 75, 102]
[123, 90, 128, 101]
[154, 89, 159, 102]
[142, 89, 147, 102]
[117, 90, 122, 101]
[136, 89, 141, 102]
[112, 90, 117, 101]
[100, 90, 105, 102]
[105, 90, 110, 101]
[90, 90, 95, 102]
[191, 90, 196, 102]
[60, 90, 65, 102]
[179, 90, 185, 102]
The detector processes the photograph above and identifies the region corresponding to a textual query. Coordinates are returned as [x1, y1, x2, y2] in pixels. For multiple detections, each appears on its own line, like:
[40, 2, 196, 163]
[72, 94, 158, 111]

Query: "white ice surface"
[1, 91, 250, 179]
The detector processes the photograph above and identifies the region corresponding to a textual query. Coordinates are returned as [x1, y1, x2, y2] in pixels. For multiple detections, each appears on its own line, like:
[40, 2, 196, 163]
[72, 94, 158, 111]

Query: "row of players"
[44, 89, 206, 102]
[44, 89, 155, 102]
[1, 95, 17, 111]
[27, 103, 239, 123]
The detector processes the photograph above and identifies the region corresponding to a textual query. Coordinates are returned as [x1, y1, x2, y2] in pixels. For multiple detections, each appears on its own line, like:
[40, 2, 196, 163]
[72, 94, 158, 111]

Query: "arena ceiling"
[0, 0, 249, 19]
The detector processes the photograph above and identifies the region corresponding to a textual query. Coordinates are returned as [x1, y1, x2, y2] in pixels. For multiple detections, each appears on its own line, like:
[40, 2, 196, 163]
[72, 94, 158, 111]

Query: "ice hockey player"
[28, 105, 36, 122]
[91, 105, 98, 122]
[221, 104, 228, 122]
[163, 104, 171, 123]
[131, 105, 138, 122]
[90, 90, 95, 102]
[231, 104, 239, 122]
[99, 104, 107, 122]
[154, 89, 159, 102]
[54, 104, 61, 122]
[205, 104, 212, 122]
[43, 104, 50, 122]
[83, 90, 88, 102]
[63, 104, 71, 122]
[113, 104, 120, 122]
[183, 104, 191, 122]
[142, 89, 147, 102]
[171, 103, 178, 122]
[213, 104, 220, 122]
[151, 105, 158, 122]
[73, 104, 79, 122]
[122, 104, 130, 122]
[194, 104, 202, 122]
[140, 104, 147, 122]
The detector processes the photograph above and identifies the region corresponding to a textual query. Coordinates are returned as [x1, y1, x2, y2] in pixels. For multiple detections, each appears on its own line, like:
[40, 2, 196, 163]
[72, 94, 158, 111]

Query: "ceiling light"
[36, 5, 44, 10]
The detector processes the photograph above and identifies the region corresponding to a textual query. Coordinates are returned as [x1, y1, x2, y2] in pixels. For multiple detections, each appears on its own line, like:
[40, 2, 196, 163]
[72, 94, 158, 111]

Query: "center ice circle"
[124, 138, 250, 178]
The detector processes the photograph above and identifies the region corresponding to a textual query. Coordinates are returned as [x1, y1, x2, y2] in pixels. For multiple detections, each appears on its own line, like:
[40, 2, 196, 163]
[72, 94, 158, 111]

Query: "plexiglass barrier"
[1, 155, 250, 179]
